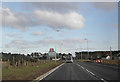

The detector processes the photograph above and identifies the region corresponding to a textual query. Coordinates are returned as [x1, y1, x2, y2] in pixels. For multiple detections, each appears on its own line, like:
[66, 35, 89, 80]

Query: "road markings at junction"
[76, 63, 107, 82]
[32, 63, 65, 82]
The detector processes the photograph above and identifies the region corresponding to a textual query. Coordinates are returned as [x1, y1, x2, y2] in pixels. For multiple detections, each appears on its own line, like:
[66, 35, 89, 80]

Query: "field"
[2, 60, 64, 80]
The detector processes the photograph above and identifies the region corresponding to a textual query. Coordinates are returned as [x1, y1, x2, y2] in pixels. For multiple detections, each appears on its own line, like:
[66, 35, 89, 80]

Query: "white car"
[65, 57, 73, 63]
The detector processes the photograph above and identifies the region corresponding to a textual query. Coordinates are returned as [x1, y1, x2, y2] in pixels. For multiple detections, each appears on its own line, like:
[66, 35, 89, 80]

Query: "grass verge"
[77, 59, 119, 66]
[77, 59, 91, 62]
[2, 60, 64, 80]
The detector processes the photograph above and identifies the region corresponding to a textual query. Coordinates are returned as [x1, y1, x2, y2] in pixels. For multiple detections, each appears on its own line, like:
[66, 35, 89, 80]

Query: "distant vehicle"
[96, 59, 103, 63]
[65, 56, 73, 63]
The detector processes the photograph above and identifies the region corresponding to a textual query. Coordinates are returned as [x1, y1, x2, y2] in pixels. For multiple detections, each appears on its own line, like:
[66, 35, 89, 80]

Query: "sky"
[1, 2, 118, 56]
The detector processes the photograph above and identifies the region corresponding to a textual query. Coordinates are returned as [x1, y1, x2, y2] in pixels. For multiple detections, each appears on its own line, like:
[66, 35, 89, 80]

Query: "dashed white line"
[79, 65, 84, 69]
[101, 78, 107, 82]
[76, 63, 107, 82]
[86, 69, 89, 72]
[89, 71, 95, 75]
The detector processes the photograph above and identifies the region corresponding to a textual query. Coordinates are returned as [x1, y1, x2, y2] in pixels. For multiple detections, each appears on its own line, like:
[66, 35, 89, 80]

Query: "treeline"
[2, 52, 49, 67]
[75, 50, 120, 60]
[1, 52, 72, 67]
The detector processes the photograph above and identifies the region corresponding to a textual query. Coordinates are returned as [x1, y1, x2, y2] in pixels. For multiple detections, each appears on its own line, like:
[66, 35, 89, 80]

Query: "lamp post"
[55, 40, 56, 63]
[60, 42, 63, 58]
[54, 29, 60, 63]
[85, 38, 89, 59]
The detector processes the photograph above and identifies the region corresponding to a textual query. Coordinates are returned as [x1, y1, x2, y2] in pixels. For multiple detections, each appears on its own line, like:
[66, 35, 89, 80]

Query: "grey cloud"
[5, 39, 39, 49]
[5, 38, 86, 50]
[22, 2, 80, 13]
[34, 10, 85, 29]
[5, 33, 22, 40]
[2, 8, 37, 30]
[32, 31, 45, 36]
[44, 36, 54, 40]
[93, 2, 117, 11]
[5, 33, 21, 37]
[2, 7, 85, 30]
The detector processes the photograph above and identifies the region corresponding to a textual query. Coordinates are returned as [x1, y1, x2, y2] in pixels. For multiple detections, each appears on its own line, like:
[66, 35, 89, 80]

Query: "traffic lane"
[77, 61, 119, 80]
[82, 61, 119, 70]
[43, 62, 99, 80]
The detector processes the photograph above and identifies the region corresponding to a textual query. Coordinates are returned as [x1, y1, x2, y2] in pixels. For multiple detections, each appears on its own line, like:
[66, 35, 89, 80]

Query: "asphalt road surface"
[42, 61, 119, 81]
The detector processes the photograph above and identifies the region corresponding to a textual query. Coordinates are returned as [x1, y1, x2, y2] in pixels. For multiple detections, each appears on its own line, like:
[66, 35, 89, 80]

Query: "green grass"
[2, 60, 64, 80]
[77, 59, 91, 62]
[102, 60, 119, 65]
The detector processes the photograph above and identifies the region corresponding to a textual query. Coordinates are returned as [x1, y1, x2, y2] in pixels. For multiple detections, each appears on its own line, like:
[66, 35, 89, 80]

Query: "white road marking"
[76, 63, 107, 82]
[89, 71, 95, 75]
[32, 63, 65, 82]
[101, 78, 107, 82]
[86, 69, 89, 72]
[81, 66, 85, 69]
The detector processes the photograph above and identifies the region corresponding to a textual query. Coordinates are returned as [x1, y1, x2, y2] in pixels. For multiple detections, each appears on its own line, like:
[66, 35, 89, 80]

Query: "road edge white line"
[32, 63, 65, 82]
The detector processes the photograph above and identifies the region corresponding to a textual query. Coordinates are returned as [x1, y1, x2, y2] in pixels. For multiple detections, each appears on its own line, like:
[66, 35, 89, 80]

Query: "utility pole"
[81, 49, 82, 60]
[54, 30, 59, 64]
[55, 40, 56, 64]
[60, 42, 63, 54]
[85, 38, 89, 59]
[60, 42, 63, 59]
[110, 46, 112, 60]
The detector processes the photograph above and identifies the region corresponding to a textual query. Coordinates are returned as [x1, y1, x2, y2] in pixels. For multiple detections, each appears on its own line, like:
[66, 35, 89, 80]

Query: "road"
[41, 61, 119, 81]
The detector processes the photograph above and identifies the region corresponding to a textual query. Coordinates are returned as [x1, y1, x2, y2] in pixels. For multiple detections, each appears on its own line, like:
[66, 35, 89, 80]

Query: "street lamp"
[54, 34, 57, 63]
[60, 42, 63, 53]
[84, 38, 89, 59]
[54, 29, 60, 63]
[60, 42, 63, 59]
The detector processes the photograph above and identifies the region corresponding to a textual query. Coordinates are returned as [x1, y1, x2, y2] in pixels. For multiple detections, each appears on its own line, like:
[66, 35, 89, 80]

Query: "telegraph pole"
[54, 29, 60, 64]
[81, 49, 82, 60]
[110, 46, 112, 60]
[55, 40, 56, 64]
[85, 38, 89, 59]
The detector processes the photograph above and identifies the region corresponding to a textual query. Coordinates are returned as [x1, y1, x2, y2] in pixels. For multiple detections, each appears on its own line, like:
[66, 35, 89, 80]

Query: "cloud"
[2, 3, 85, 30]
[5, 39, 37, 49]
[44, 36, 54, 40]
[5, 38, 86, 50]
[32, 31, 45, 36]
[2, 7, 37, 30]
[5, 33, 22, 40]
[22, 2, 80, 13]
[93, 2, 117, 11]
[34, 10, 85, 29]
[2, 8, 24, 30]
